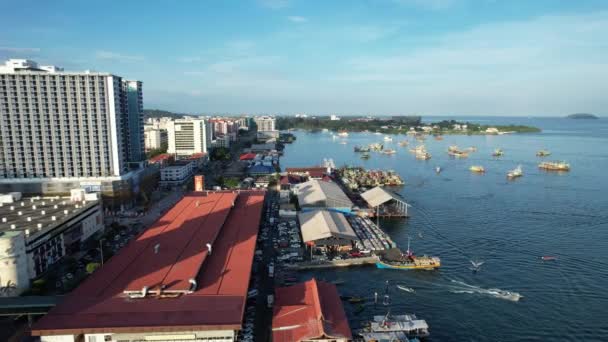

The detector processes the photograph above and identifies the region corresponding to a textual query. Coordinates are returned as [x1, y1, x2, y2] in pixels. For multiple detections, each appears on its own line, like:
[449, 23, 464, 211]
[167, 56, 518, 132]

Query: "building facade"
[254, 116, 275, 132]
[0, 194, 103, 295]
[143, 128, 167, 151]
[166, 118, 211, 157]
[159, 161, 195, 187]
[0, 59, 145, 196]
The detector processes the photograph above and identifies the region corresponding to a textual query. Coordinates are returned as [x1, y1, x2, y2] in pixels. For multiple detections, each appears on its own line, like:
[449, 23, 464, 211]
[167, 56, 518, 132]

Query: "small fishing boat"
[349, 297, 365, 303]
[415, 151, 431, 160]
[467, 146, 477, 152]
[361, 152, 371, 160]
[381, 149, 396, 155]
[340, 295, 353, 301]
[337, 131, 349, 137]
[492, 148, 504, 157]
[469, 165, 485, 173]
[398, 141, 409, 147]
[538, 161, 570, 171]
[354, 145, 370, 152]
[536, 149, 551, 157]
[470, 260, 485, 272]
[396, 285, 415, 293]
[541, 256, 557, 261]
[434, 135, 443, 140]
[435, 166, 441, 174]
[507, 165, 523, 179]
[354, 304, 365, 314]
[384, 136, 393, 142]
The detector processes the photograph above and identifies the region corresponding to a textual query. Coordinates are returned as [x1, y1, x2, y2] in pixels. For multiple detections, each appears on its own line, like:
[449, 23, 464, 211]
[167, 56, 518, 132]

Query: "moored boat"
[536, 149, 551, 157]
[361, 152, 371, 160]
[507, 165, 523, 179]
[359, 312, 430, 339]
[337, 131, 349, 137]
[470, 165, 485, 173]
[538, 161, 570, 171]
[398, 140, 409, 147]
[354, 145, 370, 152]
[376, 238, 440, 270]
[382, 149, 396, 155]
[492, 148, 504, 157]
[384, 135, 393, 142]
[415, 151, 431, 160]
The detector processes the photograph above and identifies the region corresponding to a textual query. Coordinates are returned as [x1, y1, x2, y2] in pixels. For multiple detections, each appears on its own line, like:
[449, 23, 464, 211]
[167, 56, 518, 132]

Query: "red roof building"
[239, 152, 257, 161]
[286, 167, 327, 179]
[148, 153, 173, 167]
[272, 278, 352, 342]
[32, 191, 265, 341]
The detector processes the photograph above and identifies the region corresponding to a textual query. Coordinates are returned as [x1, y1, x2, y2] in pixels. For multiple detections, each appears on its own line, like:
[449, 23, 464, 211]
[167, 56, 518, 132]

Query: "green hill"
[566, 113, 598, 119]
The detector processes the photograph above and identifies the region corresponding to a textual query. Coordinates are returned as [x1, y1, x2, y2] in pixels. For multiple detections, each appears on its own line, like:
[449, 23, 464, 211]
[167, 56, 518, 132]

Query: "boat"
[349, 297, 365, 303]
[354, 145, 370, 152]
[339, 141, 347, 145]
[447, 145, 459, 152]
[541, 256, 557, 261]
[396, 285, 415, 293]
[447, 146, 468, 158]
[359, 332, 421, 342]
[376, 238, 440, 270]
[435, 166, 441, 174]
[409, 145, 426, 154]
[538, 161, 570, 171]
[381, 149, 396, 155]
[361, 152, 371, 160]
[359, 312, 430, 339]
[415, 151, 431, 160]
[492, 148, 504, 157]
[337, 131, 349, 137]
[398, 141, 409, 147]
[340, 295, 353, 301]
[469, 165, 485, 173]
[507, 165, 523, 179]
[384, 136, 393, 142]
[467, 146, 477, 152]
[536, 149, 551, 157]
[369, 143, 384, 151]
[434, 135, 443, 140]
[470, 259, 485, 272]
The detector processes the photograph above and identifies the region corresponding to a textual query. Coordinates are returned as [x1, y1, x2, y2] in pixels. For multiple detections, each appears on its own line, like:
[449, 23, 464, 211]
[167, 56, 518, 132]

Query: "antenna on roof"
[206, 243, 212, 255]
[154, 243, 160, 254]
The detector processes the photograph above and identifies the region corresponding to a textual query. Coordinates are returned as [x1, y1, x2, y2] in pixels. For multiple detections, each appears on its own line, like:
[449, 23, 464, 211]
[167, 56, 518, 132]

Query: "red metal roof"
[31, 191, 265, 336]
[239, 153, 257, 160]
[187, 152, 207, 159]
[286, 167, 326, 179]
[272, 278, 352, 342]
[148, 153, 172, 163]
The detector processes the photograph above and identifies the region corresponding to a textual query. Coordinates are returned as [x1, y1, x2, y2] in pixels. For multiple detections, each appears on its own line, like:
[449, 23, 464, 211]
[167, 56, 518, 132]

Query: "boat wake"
[449, 280, 523, 302]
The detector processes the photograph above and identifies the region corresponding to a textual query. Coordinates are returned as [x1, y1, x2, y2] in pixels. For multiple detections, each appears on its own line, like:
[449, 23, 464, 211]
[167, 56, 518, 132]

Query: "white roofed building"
[293, 180, 353, 212]
[298, 210, 358, 250]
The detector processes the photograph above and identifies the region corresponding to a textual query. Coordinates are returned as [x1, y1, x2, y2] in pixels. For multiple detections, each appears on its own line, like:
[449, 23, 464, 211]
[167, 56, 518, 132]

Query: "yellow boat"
[470, 165, 485, 173]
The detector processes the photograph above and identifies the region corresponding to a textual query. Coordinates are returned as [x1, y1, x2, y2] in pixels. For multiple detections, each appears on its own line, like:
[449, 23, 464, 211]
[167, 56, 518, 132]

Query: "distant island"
[566, 113, 598, 119]
[277, 116, 540, 135]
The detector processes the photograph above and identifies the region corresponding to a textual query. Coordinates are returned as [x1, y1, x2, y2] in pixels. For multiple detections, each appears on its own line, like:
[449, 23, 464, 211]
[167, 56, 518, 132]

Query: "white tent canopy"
[299, 210, 357, 243]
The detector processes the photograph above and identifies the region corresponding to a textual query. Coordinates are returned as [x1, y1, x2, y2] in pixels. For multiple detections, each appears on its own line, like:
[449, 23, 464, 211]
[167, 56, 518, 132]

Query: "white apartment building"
[254, 116, 276, 132]
[211, 135, 231, 149]
[144, 128, 167, 151]
[0, 59, 145, 196]
[166, 118, 211, 157]
[159, 161, 195, 187]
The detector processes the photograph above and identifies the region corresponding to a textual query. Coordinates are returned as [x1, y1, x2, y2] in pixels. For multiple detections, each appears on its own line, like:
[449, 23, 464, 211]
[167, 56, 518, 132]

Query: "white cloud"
[287, 16, 308, 23]
[0, 47, 40, 53]
[258, 0, 290, 10]
[95, 50, 144, 62]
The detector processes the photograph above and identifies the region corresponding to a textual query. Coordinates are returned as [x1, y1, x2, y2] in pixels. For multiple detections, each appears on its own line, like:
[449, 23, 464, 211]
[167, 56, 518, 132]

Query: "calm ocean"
[280, 117, 608, 341]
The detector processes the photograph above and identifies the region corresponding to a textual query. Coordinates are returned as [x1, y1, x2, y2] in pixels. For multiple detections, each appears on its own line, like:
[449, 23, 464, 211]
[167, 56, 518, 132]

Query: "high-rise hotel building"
[0, 59, 145, 195]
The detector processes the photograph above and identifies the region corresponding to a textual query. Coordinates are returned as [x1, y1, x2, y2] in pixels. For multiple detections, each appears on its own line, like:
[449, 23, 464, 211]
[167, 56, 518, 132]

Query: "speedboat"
[396, 285, 415, 293]
[507, 165, 523, 179]
[541, 256, 557, 261]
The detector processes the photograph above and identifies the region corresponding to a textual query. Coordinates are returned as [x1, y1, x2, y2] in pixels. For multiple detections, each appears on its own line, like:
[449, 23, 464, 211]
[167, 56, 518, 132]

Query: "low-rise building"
[144, 128, 167, 151]
[293, 180, 353, 212]
[298, 210, 358, 251]
[159, 161, 195, 187]
[0, 194, 103, 295]
[32, 191, 265, 342]
[272, 278, 352, 342]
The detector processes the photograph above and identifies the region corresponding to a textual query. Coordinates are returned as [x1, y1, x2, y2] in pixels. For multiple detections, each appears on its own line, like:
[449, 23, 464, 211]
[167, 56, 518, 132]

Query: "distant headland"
[566, 113, 598, 119]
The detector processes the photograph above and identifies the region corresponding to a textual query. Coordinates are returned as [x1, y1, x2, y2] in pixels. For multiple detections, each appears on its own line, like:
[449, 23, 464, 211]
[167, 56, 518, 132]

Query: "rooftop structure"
[286, 167, 327, 179]
[272, 278, 352, 342]
[360, 186, 409, 217]
[298, 210, 357, 246]
[32, 191, 265, 341]
[294, 180, 353, 211]
[0, 193, 103, 294]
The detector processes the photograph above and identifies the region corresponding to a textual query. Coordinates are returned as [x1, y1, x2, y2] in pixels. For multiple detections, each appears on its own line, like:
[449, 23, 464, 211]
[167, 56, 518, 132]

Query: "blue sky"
[1, 0, 607, 116]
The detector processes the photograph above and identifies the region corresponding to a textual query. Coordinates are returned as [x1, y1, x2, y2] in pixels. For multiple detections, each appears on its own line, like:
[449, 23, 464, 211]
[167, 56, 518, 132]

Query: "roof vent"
[30, 198, 35, 203]
[25, 229, 30, 236]
[37, 223, 43, 230]
[41, 201, 46, 206]
[32, 205, 37, 210]
[10, 206, 14, 211]
[75, 204, 80, 209]
[52, 216, 56, 221]
[206, 243, 212, 255]
[41, 210, 46, 216]
[189, 279, 197, 292]
[1, 218, 6, 223]
[54, 205, 58, 209]
[20, 202, 24, 206]
[154, 243, 160, 254]
[27, 217, 32, 222]
[10, 224, 16, 229]
[18, 211, 22, 216]
[64, 210, 68, 215]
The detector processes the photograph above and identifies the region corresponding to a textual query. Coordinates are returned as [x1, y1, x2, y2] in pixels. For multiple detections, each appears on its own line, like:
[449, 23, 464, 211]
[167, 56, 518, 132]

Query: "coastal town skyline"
[2, 0, 607, 116]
